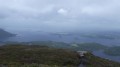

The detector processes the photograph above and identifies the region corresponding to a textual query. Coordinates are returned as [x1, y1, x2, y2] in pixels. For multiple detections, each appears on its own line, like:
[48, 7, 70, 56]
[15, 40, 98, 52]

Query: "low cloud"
[0, 0, 120, 32]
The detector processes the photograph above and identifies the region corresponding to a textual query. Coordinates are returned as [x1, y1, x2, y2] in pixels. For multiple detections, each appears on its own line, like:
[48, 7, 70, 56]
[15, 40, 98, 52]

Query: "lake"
[93, 50, 120, 62]
[0, 30, 120, 62]
[2, 30, 120, 46]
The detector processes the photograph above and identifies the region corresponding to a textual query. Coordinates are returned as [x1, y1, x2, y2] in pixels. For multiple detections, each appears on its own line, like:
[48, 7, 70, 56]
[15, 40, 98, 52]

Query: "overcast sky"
[0, 0, 120, 32]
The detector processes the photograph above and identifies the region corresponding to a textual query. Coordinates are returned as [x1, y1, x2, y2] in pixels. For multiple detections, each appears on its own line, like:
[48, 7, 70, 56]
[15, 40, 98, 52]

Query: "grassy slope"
[5, 41, 108, 52]
[0, 43, 120, 67]
[84, 53, 120, 67]
[0, 44, 80, 67]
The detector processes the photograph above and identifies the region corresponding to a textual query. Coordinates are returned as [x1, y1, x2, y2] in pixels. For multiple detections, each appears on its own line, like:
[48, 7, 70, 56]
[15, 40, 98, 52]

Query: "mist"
[1, 0, 120, 65]
[0, 0, 120, 33]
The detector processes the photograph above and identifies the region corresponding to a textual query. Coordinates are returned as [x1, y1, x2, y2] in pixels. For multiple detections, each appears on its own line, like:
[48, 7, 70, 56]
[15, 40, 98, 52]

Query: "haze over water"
[0, 0, 120, 63]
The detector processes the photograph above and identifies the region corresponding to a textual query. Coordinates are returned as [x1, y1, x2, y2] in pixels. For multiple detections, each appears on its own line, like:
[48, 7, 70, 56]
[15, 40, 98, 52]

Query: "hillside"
[0, 44, 80, 67]
[83, 53, 120, 67]
[71, 43, 107, 51]
[0, 29, 15, 38]
[0, 44, 120, 67]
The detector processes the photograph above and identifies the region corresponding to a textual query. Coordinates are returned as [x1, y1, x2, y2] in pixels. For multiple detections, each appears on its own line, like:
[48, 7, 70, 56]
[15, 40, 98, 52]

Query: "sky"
[0, 0, 120, 32]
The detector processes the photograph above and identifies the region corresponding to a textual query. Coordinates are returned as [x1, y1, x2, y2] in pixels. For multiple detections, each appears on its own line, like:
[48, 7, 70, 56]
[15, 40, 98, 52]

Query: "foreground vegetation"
[84, 53, 120, 67]
[5, 41, 120, 56]
[0, 43, 119, 67]
[6, 41, 120, 56]
[0, 44, 80, 67]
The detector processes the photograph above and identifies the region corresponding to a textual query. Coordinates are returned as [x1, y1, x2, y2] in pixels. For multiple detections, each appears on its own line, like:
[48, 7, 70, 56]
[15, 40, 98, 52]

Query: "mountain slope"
[0, 29, 15, 38]
[0, 44, 119, 67]
[0, 44, 80, 67]
[83, 53, 120, 67]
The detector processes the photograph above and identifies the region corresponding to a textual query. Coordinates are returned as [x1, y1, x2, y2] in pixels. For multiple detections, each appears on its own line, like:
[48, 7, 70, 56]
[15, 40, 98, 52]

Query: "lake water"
[0, 30, 120, 63]
[2, 31, 120, 46]
[93, 50, 120, 62]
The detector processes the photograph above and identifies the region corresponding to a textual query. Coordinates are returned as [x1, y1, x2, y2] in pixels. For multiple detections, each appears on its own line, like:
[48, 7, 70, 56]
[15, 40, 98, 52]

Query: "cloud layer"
[0, 0, 120, 32]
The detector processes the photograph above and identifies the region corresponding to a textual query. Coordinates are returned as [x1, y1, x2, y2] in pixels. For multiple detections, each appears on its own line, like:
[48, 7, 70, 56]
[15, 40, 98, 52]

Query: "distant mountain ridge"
[0, 29, 15, 38]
